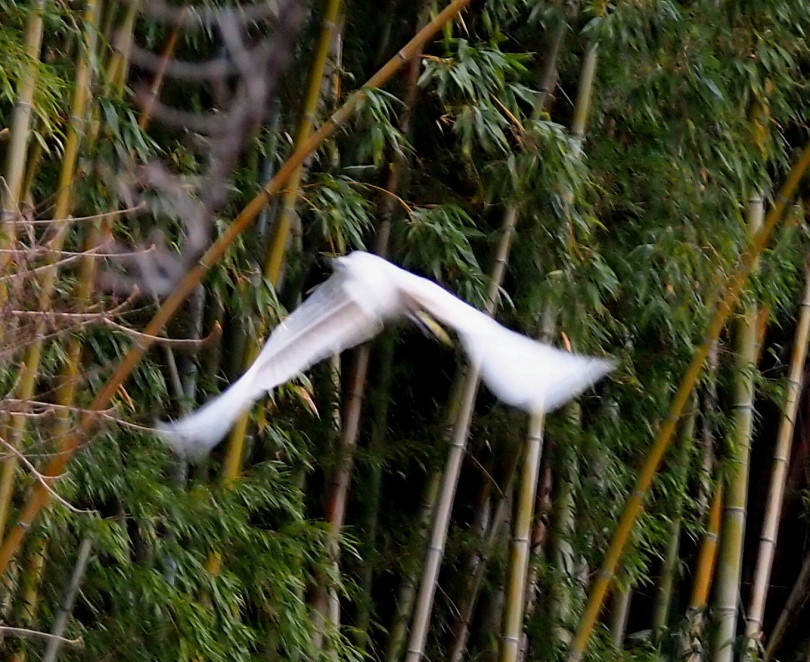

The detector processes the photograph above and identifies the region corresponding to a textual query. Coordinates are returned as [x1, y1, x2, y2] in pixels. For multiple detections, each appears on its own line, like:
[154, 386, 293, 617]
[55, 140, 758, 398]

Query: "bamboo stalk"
[502, 32, 595, 659]
[608, 580, 632, 648]
[500, 414, 545, 662]
[42, 536, 92, 662]
[710, 193, 763, 662]
[263, 0, 344, 284]
[548, 405, 581, 647]
[684, 483, 723, 662]
[448, 462, 520, 662]
[744, 261, 810, 654]
[106, 0, 139, 94]
[385, 468, 444, 661]
[1, 0, 45, 216]
[405, 205, 518, 662]
[138, 18, 182, 131]
[0, 0, 46, 317]
[8, 537, 47, 662]
[319, 30, 425, 642]
[564, 142, 810, 661]
[765, 546, 810, 657]
[0, 0, 100, 542]
[0, 0, 478, 578]
[219, 0, 346, 488]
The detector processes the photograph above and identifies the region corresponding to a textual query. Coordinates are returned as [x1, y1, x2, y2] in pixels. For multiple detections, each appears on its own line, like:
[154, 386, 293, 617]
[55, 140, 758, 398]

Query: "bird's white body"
[157, 252, 615, 460]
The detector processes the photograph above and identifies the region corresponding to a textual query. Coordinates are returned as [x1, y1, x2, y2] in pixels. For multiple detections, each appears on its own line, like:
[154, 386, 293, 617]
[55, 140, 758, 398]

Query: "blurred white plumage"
[157, 251, 615, 460]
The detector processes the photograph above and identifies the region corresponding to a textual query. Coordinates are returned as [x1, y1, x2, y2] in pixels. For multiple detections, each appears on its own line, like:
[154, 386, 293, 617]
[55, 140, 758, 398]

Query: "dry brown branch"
[102, 318, 221, 349]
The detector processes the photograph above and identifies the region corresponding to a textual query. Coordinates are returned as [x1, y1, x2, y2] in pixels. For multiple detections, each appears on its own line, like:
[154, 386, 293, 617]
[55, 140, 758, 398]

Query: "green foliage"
[4, 0, 810, 660]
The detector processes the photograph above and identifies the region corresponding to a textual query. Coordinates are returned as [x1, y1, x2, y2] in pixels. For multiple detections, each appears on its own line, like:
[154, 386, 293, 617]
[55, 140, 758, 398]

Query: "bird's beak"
[413, 310, 454, 347]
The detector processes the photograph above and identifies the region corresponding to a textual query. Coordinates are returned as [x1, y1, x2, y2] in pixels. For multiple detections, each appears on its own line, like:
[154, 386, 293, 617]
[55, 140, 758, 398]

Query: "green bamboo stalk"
[138, 17, 181, 131]
[744, 261, 810, 654]
[565, 142, 810, 661]
[710, 193, 763, 662]
[405, 205, 519, 662]
[501, 33, 594, 660]
[263, 0, 344, 284]
[0, 0, 100, 542]
[385, 468, 444, 662]
[652, 402, 697, 637]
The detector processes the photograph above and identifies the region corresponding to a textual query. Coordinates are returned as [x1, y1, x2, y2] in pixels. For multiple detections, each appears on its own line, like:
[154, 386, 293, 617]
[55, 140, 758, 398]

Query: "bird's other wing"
[461, 321, 615, 413]
[395, 269, 614, 413]
[157, 272, 384, 460]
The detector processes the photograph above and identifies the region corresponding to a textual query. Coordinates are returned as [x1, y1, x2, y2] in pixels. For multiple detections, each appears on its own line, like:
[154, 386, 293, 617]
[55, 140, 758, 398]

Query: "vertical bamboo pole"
[765, 547, 810, 657]
[0, 0, 100, 542]
[500, 415, 545, 662]
[684, 483, 723, 662]
[607, 581, 631, 648]
[219, 0, 344, 486]
[41, 536, 92, 662]
[320, 27, 425, 643]
[710, 194, 762, 662]
[0, 0, 46, 314]
[404, 205, 518, 662]
[744, 261, 810, 654]
[502, 36, 595, 661]
[565, 142, 810, 661]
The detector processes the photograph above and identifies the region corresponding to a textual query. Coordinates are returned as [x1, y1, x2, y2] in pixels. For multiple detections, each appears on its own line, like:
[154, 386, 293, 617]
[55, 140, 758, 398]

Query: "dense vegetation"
[1, 0, 810, 660]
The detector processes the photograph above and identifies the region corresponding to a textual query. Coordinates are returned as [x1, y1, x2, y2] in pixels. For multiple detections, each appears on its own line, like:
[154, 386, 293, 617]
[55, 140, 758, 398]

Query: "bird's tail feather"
[156, 369, 263, 461]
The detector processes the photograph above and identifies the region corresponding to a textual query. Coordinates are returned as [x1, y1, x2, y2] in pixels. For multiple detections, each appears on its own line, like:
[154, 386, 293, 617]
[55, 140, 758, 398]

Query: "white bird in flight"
[157, 251, 614, 460]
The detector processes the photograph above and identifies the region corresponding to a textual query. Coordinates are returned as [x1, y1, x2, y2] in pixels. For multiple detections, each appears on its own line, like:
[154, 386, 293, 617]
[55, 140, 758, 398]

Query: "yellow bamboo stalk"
[0, 0, 46, 313]
[500, 414, 544, 662]
[684, 483, 723, 662]
[564, 141, 810, 662]
[710, 193, 762, 662]
[744, 260, 810, 652]
[138, 20, 182, 131]
[8, 537, 47, 662]
[405, 205, 519, 662]
[106, 0, 139, 94]
[208, 2, 348, 603]
[0, 0, 100, 543]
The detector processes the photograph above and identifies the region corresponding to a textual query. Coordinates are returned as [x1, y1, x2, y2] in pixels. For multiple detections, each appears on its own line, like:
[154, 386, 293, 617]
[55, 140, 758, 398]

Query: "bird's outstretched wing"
[391, 264, 615, 413]
[157, 273, 385, 460]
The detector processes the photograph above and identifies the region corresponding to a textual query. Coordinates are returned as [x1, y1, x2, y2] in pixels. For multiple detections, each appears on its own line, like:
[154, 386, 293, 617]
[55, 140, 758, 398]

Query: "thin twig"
[0, 625, 82, 647]
[0, 437, 96, 515]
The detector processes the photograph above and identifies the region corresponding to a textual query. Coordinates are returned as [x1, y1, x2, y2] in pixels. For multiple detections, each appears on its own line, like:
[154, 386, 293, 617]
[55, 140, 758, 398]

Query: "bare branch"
[0, 626, 82, 647]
